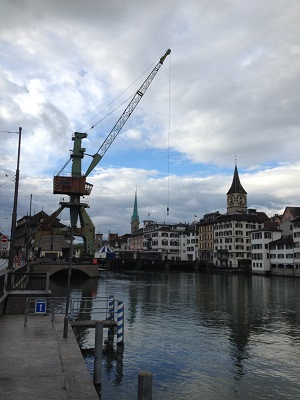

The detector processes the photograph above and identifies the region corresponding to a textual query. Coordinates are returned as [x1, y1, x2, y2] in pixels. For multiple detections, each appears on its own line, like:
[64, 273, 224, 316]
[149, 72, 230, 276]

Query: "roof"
[283, 207, 300, 220]
[270, 235, 293, 245]
[227, 165, 247, 195]
[17, 210, 65, 228]
[215, 211, 270, 224]
[96, 245, 113, 253]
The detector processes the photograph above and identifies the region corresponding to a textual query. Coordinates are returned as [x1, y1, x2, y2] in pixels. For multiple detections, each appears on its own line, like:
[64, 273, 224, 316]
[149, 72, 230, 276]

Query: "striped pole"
[117, 301, 124, 345]
[108, 295, 114, 320]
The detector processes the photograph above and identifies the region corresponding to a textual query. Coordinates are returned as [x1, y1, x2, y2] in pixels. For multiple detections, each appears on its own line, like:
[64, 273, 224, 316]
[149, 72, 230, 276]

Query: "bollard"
[117, 301, 124, 345]
[51, 300, 55, 327]
[24, 299, 29, 327]
[94, 321, 103, 385]
[138, 371, 153, 400]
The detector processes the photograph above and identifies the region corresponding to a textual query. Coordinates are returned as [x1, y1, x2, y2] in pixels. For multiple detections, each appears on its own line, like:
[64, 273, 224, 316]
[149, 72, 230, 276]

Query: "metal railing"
[24, 297, 55, 327]
[23, 295, 119, 323]
[0, 274, 6, 297]
[69, 296, 116, 320]
[6, 272, 49, 291]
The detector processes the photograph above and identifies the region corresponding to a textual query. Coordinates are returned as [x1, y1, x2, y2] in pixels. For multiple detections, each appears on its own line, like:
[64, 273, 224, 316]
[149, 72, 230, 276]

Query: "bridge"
[31, 260, 99, 278]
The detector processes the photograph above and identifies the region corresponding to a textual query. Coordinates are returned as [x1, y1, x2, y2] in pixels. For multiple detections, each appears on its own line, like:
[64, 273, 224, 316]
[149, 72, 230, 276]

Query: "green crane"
[34, 49, 171, 257]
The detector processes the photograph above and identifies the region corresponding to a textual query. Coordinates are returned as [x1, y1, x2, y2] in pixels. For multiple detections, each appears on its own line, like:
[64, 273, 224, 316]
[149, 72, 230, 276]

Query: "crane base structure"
[34, 132, 96, 257]
[34, 204, 95, 258]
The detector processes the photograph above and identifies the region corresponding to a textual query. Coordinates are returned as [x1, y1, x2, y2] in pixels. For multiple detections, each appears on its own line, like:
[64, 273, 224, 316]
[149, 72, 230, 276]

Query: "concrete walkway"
[0, 314, 99, 400]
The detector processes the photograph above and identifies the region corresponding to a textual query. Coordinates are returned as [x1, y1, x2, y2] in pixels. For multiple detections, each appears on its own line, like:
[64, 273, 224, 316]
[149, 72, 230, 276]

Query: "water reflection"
[50, 271, 300, 400]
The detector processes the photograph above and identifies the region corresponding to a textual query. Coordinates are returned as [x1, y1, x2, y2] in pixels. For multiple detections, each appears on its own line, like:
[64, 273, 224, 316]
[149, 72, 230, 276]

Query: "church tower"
[131, 188, 140, 234]
[227, 163, 247, 215]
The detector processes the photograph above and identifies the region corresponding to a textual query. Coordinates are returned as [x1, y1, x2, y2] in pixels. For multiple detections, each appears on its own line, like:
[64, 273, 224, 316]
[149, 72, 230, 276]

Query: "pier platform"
[0, 314, 99, 400]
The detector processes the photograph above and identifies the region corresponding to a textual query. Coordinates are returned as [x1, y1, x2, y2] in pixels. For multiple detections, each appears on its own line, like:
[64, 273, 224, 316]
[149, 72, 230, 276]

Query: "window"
[162, 240, 168, 246]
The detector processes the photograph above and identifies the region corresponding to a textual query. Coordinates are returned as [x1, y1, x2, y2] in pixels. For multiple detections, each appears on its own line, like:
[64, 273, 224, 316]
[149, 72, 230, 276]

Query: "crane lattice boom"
[84, 49, 171, 177]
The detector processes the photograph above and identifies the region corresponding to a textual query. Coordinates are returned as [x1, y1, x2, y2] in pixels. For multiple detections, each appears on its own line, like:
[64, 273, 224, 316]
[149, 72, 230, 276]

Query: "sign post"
[1, 235, 8, 243]
[35, 299, 47, 314]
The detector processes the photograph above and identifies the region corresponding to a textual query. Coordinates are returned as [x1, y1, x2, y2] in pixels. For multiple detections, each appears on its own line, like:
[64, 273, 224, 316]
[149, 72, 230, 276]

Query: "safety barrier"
[24, 297, 55, 327]
[6, 272, 49, 291]
[0, 274, 5, 297]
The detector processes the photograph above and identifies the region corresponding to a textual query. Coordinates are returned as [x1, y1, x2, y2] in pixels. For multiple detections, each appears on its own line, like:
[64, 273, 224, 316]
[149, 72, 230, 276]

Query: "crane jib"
[84, 48, 171, 177]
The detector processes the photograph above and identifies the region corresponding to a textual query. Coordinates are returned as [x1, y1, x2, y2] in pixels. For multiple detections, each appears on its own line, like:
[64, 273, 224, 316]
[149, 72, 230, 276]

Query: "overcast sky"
[1, 0, 300, 238]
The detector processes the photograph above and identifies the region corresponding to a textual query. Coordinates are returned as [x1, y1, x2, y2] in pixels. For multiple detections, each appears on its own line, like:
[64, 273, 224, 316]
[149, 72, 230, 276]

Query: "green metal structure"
[34, 49, 171, 257]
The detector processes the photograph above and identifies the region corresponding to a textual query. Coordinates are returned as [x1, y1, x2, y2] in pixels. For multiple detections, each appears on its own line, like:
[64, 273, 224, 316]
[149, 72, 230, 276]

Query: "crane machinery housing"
[34, 49, 171, 257]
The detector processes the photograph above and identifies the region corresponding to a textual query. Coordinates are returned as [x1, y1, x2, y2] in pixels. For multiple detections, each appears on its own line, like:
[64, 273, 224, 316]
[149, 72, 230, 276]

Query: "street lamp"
[63, 226, 73, 338]
[2, 127, 22, 271]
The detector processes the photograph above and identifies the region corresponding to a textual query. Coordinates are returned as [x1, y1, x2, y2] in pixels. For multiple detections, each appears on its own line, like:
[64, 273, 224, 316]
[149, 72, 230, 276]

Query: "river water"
[50, 270, 300, 400]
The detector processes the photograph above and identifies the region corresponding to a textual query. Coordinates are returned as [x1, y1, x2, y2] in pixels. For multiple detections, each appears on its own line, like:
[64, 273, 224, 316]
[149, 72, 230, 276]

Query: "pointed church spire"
[227, 162, 247, 215]
[227, 164, 247, 195]
[131, 187, 140, 234]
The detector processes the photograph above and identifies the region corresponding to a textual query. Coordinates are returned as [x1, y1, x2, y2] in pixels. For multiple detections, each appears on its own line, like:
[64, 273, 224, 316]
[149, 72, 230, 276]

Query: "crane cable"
[58, 52, 166, 176]
[77, 57, 159, 134]
[167, 52, 171, 217]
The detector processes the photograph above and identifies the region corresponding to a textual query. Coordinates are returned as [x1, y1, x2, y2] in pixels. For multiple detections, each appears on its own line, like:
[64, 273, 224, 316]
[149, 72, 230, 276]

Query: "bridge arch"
[31, 262, 99, 279]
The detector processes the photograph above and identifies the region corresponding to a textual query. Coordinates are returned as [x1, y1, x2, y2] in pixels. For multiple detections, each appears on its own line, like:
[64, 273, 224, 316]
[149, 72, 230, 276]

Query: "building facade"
[180, 223, 198, 261]
[198, 212, 221, 263]
[251, 227, 282, 274]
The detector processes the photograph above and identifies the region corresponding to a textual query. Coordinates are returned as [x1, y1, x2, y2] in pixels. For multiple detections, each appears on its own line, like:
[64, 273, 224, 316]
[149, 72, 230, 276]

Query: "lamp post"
[63, 226, 73, 338]
[7, 127, 22, 271]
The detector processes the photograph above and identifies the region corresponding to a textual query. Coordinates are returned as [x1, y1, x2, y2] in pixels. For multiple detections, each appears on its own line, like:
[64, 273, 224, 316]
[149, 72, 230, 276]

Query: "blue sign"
[35, 299, 47, 314]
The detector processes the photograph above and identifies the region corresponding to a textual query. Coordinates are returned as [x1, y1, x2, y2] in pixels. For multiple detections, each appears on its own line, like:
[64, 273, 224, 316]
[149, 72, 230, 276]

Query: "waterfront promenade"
[0, 314, 99, 400]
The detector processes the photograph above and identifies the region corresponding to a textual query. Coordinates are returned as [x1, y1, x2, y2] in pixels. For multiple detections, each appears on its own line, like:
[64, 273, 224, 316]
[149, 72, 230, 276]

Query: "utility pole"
[8, 127, 22, 271]
[63, 226, 73, 338]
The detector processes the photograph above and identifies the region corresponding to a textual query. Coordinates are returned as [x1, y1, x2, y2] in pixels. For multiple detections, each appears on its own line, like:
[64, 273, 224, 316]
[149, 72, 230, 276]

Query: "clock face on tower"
[228, 193, 246, 208]
[228, 194, 234, 207]
[236, 194, 246, 207]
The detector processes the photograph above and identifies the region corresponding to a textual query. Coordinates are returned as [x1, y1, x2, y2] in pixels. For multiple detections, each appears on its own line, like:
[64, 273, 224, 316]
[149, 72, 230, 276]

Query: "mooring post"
[94, 320, 103, 385]
[117, 301, 124, 345]
[138, 371, 153, 400]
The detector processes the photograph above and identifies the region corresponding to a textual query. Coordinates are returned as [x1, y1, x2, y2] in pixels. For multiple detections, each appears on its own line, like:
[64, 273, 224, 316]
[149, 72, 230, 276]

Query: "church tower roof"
[227, 164, 247, 195]
[131, 189, 139, 223]
[131, 188, 140, 234]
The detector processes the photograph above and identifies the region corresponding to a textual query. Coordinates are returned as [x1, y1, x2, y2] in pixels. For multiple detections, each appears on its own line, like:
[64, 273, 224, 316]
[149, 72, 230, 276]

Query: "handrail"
[6, 272, 49, 291]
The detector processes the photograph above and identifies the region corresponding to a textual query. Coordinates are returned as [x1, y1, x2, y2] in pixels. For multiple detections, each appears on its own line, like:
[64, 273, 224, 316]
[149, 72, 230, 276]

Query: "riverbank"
[102, 258, 300, 277]
[0, 314, 99, 400]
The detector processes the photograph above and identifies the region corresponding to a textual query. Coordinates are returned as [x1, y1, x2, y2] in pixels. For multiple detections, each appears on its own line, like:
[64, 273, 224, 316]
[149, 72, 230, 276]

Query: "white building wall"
[213, 219, 262, 268]
[293, 222, 300, 269]
[251, 230, 281, 274]
[269, 241, 294, 270]
[142, 222, 184, 260]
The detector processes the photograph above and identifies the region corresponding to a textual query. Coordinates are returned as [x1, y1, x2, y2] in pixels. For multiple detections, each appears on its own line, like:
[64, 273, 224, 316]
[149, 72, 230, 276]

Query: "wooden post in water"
[94, 321, 103, 385]
[138, 371, 153, 400]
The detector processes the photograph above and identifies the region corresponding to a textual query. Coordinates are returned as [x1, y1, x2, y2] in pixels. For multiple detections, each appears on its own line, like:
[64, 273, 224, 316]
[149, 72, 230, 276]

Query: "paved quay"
[0, 314, 99, 400]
